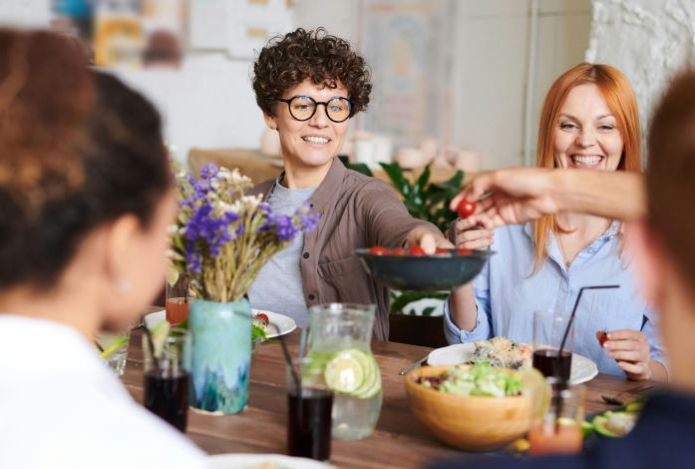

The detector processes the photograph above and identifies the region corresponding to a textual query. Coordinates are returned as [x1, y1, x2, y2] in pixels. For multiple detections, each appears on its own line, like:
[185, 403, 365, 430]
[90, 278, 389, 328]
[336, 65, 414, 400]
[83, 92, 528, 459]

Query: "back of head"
[0, 29, 170, 292]
[647, 68, 695, 288]
[252, 27, 372, 117]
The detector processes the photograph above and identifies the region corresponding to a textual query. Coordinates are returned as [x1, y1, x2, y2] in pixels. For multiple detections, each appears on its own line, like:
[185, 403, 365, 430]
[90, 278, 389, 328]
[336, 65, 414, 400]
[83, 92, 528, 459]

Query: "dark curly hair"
[252, 28, 371, 117]
[0, 29, 170, 291]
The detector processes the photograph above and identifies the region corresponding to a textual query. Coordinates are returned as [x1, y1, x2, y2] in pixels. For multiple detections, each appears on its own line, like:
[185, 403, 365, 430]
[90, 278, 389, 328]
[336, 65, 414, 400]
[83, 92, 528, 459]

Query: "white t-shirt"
[0, 315, 206, 469]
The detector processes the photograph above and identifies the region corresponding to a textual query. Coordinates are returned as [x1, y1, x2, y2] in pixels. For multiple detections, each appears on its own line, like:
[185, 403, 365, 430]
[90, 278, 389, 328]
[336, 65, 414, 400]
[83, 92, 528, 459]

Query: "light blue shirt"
[443, 222, 667, 377]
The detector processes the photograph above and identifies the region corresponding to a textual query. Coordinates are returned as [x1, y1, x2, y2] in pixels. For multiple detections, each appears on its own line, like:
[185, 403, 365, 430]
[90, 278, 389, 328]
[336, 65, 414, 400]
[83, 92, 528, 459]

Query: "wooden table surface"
[122, 316, 657, 469]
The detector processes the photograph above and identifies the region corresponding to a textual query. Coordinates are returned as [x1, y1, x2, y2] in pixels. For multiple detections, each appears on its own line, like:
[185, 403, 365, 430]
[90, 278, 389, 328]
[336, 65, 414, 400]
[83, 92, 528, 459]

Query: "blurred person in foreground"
[0, 30, 205, 468]
[431, 68, 695, 468]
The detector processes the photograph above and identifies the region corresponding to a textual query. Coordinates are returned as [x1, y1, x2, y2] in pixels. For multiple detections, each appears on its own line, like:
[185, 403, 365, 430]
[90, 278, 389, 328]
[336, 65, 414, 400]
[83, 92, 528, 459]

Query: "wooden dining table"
[121, 311, 658, 469]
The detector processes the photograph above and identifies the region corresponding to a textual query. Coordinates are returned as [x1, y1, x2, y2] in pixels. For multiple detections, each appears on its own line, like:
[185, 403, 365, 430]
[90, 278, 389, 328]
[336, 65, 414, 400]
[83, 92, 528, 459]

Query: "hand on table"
[602, 330, 653, 380]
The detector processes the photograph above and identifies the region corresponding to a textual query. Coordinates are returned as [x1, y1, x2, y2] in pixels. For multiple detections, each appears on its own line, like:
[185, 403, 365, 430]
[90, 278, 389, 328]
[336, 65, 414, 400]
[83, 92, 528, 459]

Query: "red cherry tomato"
[456, 248, 473, 255]
[456, 199, 477, 219]
[596, 330, 608, 347]
[435, 248, 451, 255]
[408, 246, 426, 256]
[255, 313, 269, 326]
[391, 247, 405, 255]
[369, 246, 390, 256]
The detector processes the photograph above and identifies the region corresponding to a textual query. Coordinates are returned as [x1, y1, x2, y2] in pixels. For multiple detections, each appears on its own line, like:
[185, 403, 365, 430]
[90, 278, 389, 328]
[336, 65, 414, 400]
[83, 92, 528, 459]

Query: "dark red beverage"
[144, 369, 190, 432]
[533, 348, 572, 381]
[287, 388, 333, 461]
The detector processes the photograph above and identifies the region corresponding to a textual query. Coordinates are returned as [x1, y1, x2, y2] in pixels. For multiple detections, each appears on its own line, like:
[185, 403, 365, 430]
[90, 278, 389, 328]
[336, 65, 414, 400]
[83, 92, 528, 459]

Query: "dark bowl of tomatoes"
[355, 247, 494, 291]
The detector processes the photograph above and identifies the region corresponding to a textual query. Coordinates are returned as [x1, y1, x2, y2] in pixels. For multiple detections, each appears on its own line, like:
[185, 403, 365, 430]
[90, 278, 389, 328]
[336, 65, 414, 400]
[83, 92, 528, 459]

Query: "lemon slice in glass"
[324, 349, 369, 394]
[99, 336, 129, 359]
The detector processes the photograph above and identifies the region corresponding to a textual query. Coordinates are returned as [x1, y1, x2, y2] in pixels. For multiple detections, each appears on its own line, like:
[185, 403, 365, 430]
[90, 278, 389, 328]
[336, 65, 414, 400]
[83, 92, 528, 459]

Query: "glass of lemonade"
[303, 303, 382, 441]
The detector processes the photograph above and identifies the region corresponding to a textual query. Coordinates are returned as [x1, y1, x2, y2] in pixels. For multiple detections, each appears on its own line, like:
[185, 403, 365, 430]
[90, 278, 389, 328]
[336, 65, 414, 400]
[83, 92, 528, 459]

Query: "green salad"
[417, 362, 523, 397]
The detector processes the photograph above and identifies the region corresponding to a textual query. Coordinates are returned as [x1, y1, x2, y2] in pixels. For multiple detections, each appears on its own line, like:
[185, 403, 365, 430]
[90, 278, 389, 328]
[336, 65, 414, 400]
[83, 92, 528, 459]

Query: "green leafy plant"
[349, 162, 464, 233]
[348, 161, 465, 316]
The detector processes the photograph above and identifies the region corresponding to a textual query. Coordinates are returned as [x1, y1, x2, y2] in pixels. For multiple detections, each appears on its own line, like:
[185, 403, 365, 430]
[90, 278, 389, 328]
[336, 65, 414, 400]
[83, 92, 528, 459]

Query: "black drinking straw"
[269, 323, 301, 398]
[553, 285, 620, 428]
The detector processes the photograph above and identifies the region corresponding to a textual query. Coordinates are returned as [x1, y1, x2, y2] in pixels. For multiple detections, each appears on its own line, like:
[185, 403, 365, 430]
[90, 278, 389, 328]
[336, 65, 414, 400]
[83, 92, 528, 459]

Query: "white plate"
[427, 343, 599, 385]
[144, 308, 296, 339]
[207, 453, 333, 469]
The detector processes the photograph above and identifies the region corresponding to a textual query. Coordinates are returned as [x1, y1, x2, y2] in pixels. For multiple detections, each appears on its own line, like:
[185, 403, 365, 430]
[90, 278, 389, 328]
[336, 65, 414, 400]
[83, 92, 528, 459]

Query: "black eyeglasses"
[277, 95, 353, 123]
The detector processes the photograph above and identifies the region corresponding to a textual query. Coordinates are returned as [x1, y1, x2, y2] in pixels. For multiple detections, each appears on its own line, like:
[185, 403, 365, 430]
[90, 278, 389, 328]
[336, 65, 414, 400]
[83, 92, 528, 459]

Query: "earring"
[114, 278, 130, 292]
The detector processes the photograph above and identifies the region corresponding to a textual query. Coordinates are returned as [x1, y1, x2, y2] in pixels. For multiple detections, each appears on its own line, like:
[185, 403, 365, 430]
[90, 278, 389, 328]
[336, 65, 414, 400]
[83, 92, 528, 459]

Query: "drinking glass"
[286, 357, 333, 462]
[143, 328, 191, 432]
[95, 329, 131, 376]
[532, 310, 574, 381]
[304, 303, 382, 441]
[528, 379, 585, 457]
[166, 275, 191, 325]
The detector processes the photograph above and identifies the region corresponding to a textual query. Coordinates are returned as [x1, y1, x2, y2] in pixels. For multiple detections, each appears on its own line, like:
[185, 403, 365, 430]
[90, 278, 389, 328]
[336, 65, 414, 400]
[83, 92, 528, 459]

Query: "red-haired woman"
[445, 63, 667, 381]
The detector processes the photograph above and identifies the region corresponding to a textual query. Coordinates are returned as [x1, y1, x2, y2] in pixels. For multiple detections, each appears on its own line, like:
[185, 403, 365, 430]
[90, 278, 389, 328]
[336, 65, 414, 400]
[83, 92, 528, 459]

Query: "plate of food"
[427, 336, 598, 385]
[143, 309, 296, 339]
[207, 453, 334, 469]
[355, 247, 493, 291]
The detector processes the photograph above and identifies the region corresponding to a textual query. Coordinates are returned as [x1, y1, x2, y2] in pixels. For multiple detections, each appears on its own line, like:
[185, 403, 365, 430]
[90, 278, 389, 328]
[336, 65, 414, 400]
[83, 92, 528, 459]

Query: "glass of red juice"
[528, 379, 585, 457]
[532, 310, 574, 381]
[143, 328, 191, 432]
[166, 275, 190, 325]
[286, 357, 333, 462]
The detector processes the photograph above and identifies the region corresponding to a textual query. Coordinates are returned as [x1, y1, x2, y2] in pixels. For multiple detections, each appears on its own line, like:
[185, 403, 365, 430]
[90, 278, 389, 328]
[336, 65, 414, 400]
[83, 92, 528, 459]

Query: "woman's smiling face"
[265, 79, 350, 172]
[553, 83, 624, 171]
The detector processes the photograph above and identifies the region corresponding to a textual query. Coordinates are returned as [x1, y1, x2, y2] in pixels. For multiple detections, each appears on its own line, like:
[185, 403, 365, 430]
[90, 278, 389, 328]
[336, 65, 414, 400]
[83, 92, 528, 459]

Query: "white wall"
[452, 0, 592, 169]
[114, 53, 264, 163]
[586, 0, 695, 142]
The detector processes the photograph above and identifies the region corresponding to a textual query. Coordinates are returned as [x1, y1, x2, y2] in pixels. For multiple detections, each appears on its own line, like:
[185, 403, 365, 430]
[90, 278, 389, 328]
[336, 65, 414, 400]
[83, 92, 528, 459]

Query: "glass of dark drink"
[286, 357, 333, 462]
[143, 328, 191, 432]
[532, 310, 574, 381]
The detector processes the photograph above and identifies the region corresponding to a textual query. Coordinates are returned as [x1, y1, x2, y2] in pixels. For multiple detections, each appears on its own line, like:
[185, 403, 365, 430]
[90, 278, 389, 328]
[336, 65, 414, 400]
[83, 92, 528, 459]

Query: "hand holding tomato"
[601, 330, 653, 380]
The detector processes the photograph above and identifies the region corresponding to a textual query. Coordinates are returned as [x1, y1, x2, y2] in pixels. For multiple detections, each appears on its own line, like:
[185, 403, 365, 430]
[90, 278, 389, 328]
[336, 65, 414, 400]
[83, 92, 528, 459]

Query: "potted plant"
[169, 163, 318, 414]
[350, 162, 463, 348]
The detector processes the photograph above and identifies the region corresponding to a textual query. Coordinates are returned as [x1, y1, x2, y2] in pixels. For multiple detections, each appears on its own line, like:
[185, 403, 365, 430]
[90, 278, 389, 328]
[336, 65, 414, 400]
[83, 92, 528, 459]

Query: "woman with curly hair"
[248, 28, 450, 340]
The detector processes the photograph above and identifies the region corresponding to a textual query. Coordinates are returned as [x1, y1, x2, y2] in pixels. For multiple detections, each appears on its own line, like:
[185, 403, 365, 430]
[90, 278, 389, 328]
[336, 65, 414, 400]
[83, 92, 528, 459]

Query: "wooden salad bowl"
[404, 365, 532, 451]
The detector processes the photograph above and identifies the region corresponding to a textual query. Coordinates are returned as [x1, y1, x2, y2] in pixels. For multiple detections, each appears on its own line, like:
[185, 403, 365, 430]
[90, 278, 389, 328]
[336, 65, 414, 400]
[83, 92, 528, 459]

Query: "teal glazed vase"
[189, 298, 252, 414]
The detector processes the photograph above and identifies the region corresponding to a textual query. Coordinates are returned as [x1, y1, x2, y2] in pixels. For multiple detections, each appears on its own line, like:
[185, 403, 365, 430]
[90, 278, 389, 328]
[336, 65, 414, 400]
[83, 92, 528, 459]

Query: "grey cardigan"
[249, 157, 440, 341]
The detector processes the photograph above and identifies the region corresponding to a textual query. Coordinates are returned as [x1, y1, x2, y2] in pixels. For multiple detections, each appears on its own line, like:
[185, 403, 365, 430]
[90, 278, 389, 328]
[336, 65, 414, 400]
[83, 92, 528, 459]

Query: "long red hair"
[532, 63, 642, 273]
